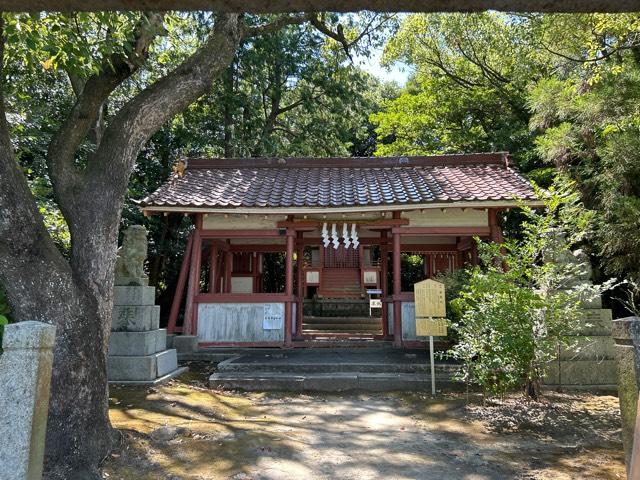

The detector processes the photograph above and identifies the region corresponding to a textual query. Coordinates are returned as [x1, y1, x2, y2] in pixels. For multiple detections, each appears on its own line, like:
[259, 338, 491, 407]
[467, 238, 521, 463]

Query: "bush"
[448, 179, 613, 399]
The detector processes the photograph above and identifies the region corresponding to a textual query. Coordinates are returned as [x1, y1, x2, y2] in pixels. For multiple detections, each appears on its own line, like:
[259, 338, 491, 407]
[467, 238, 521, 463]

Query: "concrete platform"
[209, 348, 460, 392]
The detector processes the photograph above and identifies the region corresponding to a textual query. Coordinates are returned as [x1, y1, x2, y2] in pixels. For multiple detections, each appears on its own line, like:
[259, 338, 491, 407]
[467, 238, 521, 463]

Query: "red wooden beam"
[393, 226, 491, 235]
[276, 218, 409, 229]
[229, 244, 286, 252]
[167, 231, 193, 334]
[200, 229, 282, 238]
[400, 244, 459, 252]
[194, 293, 294, 303]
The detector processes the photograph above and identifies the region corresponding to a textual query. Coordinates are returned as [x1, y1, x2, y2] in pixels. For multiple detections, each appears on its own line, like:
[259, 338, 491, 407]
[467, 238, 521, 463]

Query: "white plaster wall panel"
[197, 303, 285, 342]
[401, 235, 457, 245]
[203, 214, 278, 230]
[403, 208, 488, 227]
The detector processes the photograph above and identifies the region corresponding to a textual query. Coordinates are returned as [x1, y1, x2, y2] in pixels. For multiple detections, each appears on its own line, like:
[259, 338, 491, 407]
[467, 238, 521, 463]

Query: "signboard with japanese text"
[416, 317, 448, 337]
[414, 279, 446, 318]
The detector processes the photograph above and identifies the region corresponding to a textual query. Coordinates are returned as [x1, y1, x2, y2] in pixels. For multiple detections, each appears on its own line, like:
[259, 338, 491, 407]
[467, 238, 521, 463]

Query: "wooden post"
[208, 244, 218, 293]
[183, 227, 202, 336]
[224, 248, 232, 293]
[488, 208, 504, 243]
[380, 230, 389, 338]
[392, 227, 402, 348]
[471, 237, 479, 266]
[215, 251, 224, 293]
[284, 230, 295, 347]
[167, 231, 193, 333]
[296, 231, 304, 339]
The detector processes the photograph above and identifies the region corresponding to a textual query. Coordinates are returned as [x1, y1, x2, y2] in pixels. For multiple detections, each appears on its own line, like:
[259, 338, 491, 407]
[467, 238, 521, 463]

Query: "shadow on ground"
[102, 363, 625, 480]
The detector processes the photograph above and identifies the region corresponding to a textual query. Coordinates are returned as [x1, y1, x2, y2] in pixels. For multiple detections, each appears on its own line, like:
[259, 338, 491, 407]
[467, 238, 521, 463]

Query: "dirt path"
[103, 367, 625, 479]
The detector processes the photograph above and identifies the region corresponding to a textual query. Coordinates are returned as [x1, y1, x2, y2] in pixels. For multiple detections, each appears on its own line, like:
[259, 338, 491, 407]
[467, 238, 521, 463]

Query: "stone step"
[216, 356, 458, 375]
[303, 325, 382, 333]
[303, 316, 381, 325]
[209, 371, 458, 392]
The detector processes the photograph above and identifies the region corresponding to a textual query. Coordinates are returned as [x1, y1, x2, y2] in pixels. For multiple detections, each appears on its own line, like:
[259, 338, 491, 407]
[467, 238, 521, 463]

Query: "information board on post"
[414, 279, 446, 319]
[413, 279, 447, 395]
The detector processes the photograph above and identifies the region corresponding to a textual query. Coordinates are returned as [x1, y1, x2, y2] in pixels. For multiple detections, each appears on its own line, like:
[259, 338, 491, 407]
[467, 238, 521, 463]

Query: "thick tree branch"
[47, 12, 165, 204]
[88, 13, 243, 188]
[0, 15, 73, 307]
[308, 14, 352, 59]
[242, 13, 310, 37]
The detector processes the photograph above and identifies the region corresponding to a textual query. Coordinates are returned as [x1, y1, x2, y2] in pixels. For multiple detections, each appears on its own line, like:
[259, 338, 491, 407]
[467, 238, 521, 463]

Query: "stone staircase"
[319, 268, 362, 298]
[209, 348, 460, 392]
[302, 316, 382, 336]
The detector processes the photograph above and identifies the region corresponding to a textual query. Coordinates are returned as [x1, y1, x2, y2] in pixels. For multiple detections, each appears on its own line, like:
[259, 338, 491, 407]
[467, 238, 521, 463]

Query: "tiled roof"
[140, 154, 538, 211]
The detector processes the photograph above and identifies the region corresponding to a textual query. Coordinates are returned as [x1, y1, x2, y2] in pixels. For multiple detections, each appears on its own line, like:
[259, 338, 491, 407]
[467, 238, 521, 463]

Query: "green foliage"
[433, 268, 471, 325]
[371, 12, 543, 171]
[448, 180, 610, 399]
[527, 15, 640, 281]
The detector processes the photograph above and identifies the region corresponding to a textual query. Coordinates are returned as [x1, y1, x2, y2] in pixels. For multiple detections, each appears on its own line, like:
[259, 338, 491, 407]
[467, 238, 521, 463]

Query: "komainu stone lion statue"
[115, 225, 149, 286]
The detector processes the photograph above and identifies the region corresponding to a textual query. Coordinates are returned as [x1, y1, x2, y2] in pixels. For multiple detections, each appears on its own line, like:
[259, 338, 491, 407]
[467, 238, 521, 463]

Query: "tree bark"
[1, 12, 243, 479]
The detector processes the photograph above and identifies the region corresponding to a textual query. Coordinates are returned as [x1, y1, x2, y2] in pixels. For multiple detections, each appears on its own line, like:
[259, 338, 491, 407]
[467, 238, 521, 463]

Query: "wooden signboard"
[416, 317, 448, 337]
[414, 279, 446, 318]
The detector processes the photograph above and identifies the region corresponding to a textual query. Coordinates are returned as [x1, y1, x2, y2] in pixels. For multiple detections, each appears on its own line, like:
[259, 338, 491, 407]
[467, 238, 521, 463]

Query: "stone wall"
[0, 321, 56, 480]
[545, 307, 616, 389]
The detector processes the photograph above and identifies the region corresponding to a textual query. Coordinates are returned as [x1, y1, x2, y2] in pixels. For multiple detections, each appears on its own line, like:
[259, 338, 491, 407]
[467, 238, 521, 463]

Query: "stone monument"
[108, 225, 187, 384]
[543, 231, 615, 389]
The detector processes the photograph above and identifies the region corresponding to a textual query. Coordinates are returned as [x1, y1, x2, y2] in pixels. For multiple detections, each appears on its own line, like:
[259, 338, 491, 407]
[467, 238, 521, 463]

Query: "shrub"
[448, 179, 613, 399]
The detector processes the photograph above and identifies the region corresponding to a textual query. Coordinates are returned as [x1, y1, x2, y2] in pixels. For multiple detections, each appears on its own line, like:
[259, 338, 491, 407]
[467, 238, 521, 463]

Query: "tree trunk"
[223, 62, 235, 158]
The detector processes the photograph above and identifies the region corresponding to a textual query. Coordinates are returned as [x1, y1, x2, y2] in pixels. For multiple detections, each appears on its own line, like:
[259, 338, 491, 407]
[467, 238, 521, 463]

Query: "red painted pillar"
[184, 226, 202, 336]
[168, 231, 193, 333]
[488, 209, 504, 244]
[380, 230, 389, 338]
[284, 230, 295, 347]
[209, 244, 218, 293]
[470, 237, 479, 266]
[295, 231, 304, 339]
[392, 228, 402, 348]
[224, 249, 232, 293]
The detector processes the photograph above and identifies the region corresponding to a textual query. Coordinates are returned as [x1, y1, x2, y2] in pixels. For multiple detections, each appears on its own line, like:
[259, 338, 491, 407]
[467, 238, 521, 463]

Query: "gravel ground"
[102, 366, 625, 480]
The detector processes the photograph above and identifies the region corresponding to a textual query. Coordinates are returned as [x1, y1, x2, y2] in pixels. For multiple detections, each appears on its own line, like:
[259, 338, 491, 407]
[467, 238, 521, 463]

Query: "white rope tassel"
[331, 223, 340, 249]
[342, 223, 351, 249]
[351, 223, 359, 249]
[321, 222, 330, 248]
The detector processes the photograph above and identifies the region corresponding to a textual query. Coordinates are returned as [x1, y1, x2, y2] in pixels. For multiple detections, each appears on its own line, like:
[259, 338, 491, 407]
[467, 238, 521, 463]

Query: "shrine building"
[140, 153, 540, 348]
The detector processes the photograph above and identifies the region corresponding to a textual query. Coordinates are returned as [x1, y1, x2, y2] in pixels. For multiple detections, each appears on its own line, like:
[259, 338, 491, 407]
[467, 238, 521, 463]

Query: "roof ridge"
[183, 153, 511, 170]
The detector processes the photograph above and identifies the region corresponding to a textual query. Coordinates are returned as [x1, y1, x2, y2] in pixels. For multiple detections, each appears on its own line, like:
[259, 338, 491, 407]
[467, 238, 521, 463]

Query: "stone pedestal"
[545, 307, 616, 388]
[0, 322, 56, 480]
[108, 285, 187, 385]
[612, 316, 640, 474]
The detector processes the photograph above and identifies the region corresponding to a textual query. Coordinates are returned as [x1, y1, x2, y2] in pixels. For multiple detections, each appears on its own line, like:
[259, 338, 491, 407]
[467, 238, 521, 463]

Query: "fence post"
[0, 321, 56, 480]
